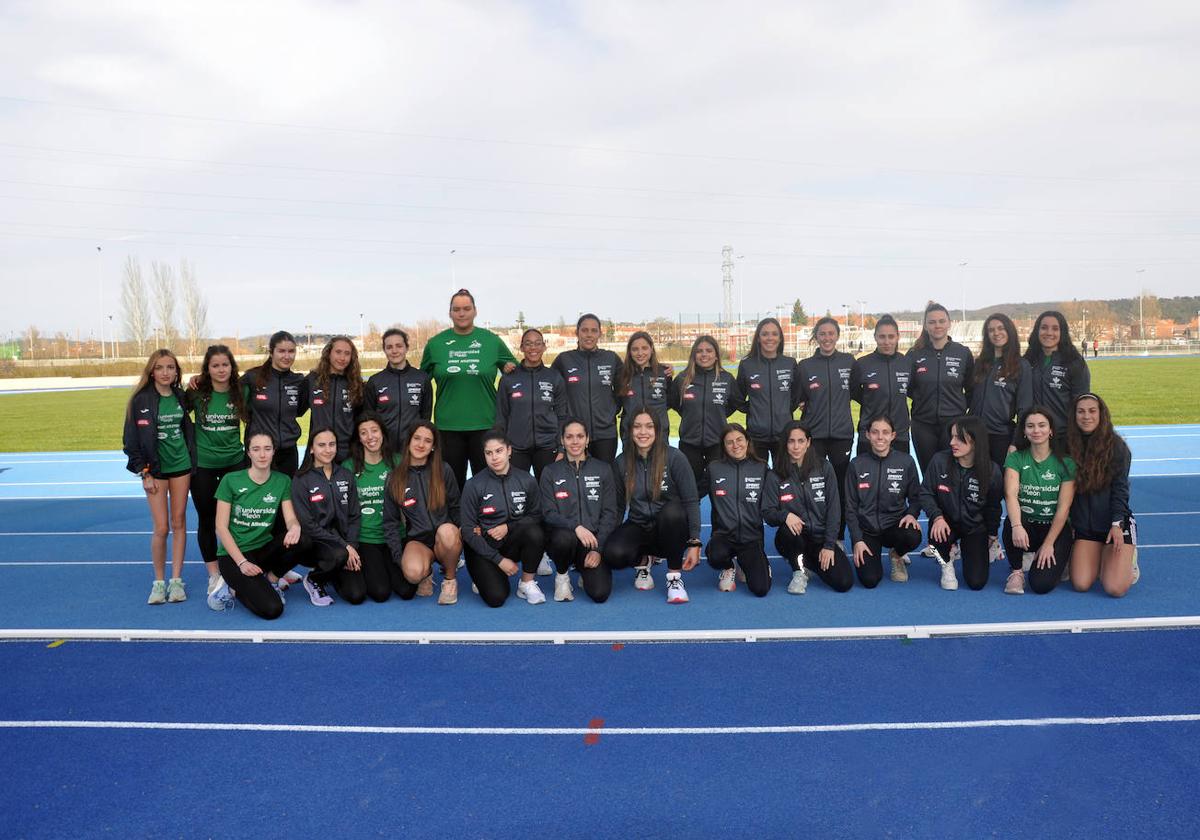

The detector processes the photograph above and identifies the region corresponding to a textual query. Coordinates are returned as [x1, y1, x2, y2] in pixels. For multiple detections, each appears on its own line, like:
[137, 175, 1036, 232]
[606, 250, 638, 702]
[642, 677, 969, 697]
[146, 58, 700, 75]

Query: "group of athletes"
[122, 288, 1137, 618]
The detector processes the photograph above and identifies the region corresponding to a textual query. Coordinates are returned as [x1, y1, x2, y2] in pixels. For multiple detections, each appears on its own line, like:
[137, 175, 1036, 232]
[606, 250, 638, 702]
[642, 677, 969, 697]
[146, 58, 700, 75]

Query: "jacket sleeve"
[667, 374, 683, 412]
[670, 450, 702, 540]
[792, 359, 807, 410]
[1016, 360, 1034, 419]
[849, 360, 864, 406]
[382, 490, 407, 563]
[524, 473, 542, 522]
[419, 372, 433, 421]
[613, 456, 628, 516]
[960, 346, 974, 391]
[1071, 358, 1092, 403]
[1109, 441, 1132, 522]
[122, 391, 156, 475]
[761, 471, 785, 527]
[984, 467, 1004, 534]
[121, 404, 149, 475]
[345, 473, 361, 546]
[725, 371, 745, 416]
[553, 373, 568, 428]
[364, 377, 379, 414]
[444, 464, 462, 525]
[297, 374, 311, 418]
[822, 461, 842, 550]
[905, 459, 923, 519]
[598, 465, 619, 547]
[919, 456, 944, 522]
[291, 476, 345, 548]
[458, 480, 497, 562]
[539, 470, 574, 532]
[844, 461, 864, 545]
[494, 375, 511, 434]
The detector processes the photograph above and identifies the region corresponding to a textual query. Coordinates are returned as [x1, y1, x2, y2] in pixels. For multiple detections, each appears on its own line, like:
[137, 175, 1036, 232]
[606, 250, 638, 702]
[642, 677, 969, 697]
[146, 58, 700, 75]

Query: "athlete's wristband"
[685, 538, 702, 548]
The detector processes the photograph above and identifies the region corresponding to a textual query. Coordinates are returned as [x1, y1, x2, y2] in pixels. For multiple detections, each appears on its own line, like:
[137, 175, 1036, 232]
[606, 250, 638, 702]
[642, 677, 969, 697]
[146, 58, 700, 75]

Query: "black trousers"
[706, 535, 771, 597]
[1002, 519, 1073, 594]
[191, 460, 247, 566]
[986, 432, 1013, 469]
[358, 541, 415, 602]
[810, 438, 852, 537]
[301, 541, 366, 604]
[911, 420, 950, 474]
[774, 530, 854, 593]
[854, 525, 923, 589]
[511, 447, 558, 483]
[216, 531, 313, 620]
[930, 525, 991, 591]
[545, 526, 613, 603]
[678, 441, 723, 496]
[605, 500, 690, 572]
[465, 518, 546, 608]
[588, 437, 619, 467]
[441, 429, 486, 492]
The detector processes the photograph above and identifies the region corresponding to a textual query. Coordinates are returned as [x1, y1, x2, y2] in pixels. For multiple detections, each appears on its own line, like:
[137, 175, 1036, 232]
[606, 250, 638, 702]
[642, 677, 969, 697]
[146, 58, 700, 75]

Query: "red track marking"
[583, 717, 605, 745]
[611, 643, 624, 651]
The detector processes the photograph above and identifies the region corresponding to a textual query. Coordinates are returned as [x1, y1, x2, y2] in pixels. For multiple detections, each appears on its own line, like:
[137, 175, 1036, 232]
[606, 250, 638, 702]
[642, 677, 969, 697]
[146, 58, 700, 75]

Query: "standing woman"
[539, 418, 619, 604]
[383, 421, 463, 605]
[184, 344, 248, 610]
[844, 415, 923, 589]
[1024, 311, 1091, 435]
[307, 335, 365, 463]
[615, 330, 673, 443]
[123, 349, 196, 605]
[906, 302, 974, 473]
[344, 413, 408, 602]
[796, 316, 855, 536]
[669, 334, 742, 496]
[495, 328, 567, 480]
[968, 313, 1033, 467]
[552, 313, 622, 464]
[365, 328, 433, 453]
[705, 424, 772, 597]
[420, 289, 518, 490]
[763, 421, 854, 595]
[736, 317, 796, 466]
[290, 429, 363, 606]
[1002, 407, 1076, 595]
[243, 330, 309, 476]
[850, 315, 911, 455]
[459, 432, 546, 607]
[606, 410, 702, 603]
[1067, 394, 1137, 597]
[919, 416, 1004, 591]
[214, 432, 309, 620]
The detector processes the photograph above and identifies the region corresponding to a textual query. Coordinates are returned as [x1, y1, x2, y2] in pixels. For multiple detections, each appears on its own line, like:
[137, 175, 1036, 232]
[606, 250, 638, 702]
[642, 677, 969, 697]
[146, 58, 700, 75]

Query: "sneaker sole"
[667, 596, 689, 604]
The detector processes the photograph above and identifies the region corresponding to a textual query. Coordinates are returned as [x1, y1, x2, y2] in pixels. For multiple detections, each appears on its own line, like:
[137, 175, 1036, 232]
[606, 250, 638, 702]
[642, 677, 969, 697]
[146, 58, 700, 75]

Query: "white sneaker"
[949, 543, 962, 563]
[938, 559, 959, 591]
[279, 569, 303, 590]
[717, 568, 736, 592]
[517, 579, 546, 605]
[989, 540, 1004, 564]
[665, 574, 689, 604]
[1131, 548, 1140, 585]
[890, 552, 909, 583]
[537, 554, 554, 576]
[206, 575, 232, 611]
[302, 573, 334, 607]
[787, 568, 809, 595]
[1005, 569, 1025, 595]
[920, 544, 938, 559]
[554, 573, 574, 602]
[633, 565, 654, 590]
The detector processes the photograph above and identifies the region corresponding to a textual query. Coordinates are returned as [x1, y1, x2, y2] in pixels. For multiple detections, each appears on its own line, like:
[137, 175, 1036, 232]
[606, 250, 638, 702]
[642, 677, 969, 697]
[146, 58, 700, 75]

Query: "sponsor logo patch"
[481, 506, 496, 514]
[779, 493, 794, 502]
[555, 491, 569, 499]
[310, 494, 325, 502]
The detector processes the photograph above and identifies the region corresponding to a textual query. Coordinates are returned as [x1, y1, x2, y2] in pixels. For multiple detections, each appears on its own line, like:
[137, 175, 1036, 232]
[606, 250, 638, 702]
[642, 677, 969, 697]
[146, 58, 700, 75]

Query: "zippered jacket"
[919, 449, 1003, 535]
[850, 350, 911, 441]
[122, 384, 196, 475]
[306, 371, 360, 460]
[706, 458, 768, 544]
[552, 348, 622, 442]
[365, 364, 432, 450]
[736, 355, 797, 443]
[613, 446, 701, 539]
[669, 367, 743, 448]
[459, 468, 542, 563]
[967, 358, 1034, 435]
[762, 460, 841, 550]
[495, 363, 568, 450]
[382, 462, 461, 554]
[1070, 436, 1132, 535]
[539, 457, 619, 547]
[618, 364, 673, 439]
[905, 341, 974, 424]
[844, 449, 921, 544]
[242, 365, 309, 449]
[796, 351, 855, 440]
[291, 463, 360, 548]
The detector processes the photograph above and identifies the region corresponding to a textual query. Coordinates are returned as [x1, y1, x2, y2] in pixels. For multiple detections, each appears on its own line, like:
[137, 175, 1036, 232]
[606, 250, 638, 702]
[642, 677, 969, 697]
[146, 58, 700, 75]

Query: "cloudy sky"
[1, 0, 1197, 341]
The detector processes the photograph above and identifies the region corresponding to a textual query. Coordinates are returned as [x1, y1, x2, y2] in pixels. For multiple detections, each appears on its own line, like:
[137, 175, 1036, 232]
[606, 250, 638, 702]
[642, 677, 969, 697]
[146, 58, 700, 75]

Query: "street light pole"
[1136, 268, 1146, 349]
[96, 246, 105, 361]
[450, 249, 457, 288]
[1081, 308, 1088, 345]
[958, 261, 968, 326]
[359, 312, 365, 350]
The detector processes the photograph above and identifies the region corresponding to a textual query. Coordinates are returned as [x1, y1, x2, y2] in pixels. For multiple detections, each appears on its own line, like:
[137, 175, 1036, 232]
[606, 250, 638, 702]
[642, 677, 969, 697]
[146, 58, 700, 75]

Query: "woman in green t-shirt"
[184, 344, 249, 611]
[419, 288, 517, 490]
[214, 432, 307, 620]
[344, 414, 408, 602]
[122, 349, 195, 606]
[1002, 406, 1076, 595]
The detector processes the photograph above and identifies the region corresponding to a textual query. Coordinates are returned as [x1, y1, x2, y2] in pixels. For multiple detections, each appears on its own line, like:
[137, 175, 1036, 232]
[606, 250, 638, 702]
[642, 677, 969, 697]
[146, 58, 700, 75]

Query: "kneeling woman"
[383, 421, 463, 605]
[1068, 393, 1136, 597]
[706, 424, 772, 597]
[606, 410, 702, 603]
[460, 431, 546, 607]
[539, 419, 619, 603]
[919, 416, 1003, 591]
[1002, 407, 1076, 595]
[291, 429, 364, 606]
[763, 421, 854, 594]
[845, 415, 922, 588]
[345, 413, 407, 602]
[214, 433, 309, 620]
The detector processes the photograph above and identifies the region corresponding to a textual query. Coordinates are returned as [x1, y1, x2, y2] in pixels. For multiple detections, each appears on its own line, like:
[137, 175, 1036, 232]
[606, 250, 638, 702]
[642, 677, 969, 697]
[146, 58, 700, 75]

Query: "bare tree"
[150, 260, 177, 346]
[120, 257, 151, 355]
[178, 259, 209, 357]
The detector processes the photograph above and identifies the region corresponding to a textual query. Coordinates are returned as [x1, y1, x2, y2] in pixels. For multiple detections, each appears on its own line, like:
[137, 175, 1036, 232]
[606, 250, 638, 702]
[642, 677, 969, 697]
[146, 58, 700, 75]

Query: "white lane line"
[1133, 458, 1200, 462]
[1131, 473, 1200, 478]
[2, 713, 1199, 736]
[0, 481, 132, 487]
[0, 496, 145, 500]
[1135, 511, 1200, 517]
[0, 459, 125, 466]
[0, 531, 197, 536]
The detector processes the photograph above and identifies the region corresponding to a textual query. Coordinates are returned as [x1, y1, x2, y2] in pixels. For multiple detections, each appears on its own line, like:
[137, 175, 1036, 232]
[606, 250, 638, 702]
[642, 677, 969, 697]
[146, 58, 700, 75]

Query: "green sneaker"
[148, 580, 167, 605]
[167, 577, 187, 603]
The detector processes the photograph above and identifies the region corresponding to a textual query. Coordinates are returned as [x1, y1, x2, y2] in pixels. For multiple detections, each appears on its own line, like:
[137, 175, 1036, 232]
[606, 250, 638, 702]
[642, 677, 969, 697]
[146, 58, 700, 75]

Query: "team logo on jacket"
[403, 497, 417, 507]
[312, 398, 325, 406]
[481, 506, 496, 514]
[446, 366, 461, 373]
[554, 479, 566, 485]
[780, 493, 795, 502]
[137, 419, 150, 426]
[937, 484, 951, 493]
[512, 392, 523, 398]
[555, 491, 569, 499]
[263, 493, 276, 503]
[310, 493, 325, 502]
[714, 489, 727, 496]
[378, 394, 390, 402]
[255, 393, 268, 400]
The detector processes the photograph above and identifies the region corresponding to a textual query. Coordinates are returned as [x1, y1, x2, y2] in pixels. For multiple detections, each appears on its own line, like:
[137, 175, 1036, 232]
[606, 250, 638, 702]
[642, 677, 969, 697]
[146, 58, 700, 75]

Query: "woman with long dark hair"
[122, 349, 195, 605]
[307, 335, 365, 462]
[705, 424, 772, 597]
[1002, 407, 1076, 595]
[242, 330, 308, 476]
[968, 313, 1032, 467]
[366, 327, 433, 452]
[669, 334, 742, 495]
[796, 316, 855, 537]
[552, 313, 622, 464]
[763, 420, 854, 594]
[1067, 394, 1137, 597]
[495, 328, 567, 481]
[906, 302, 974, 472]
[736, 317, 797, 466]
[344, 413, 407, 602]
[615, 330, 673, 443]
[850, 315, 911, 455]
[291, 428, 363, 607]
[1023, 310, 1091, 435]
[184, 344, 248, 610]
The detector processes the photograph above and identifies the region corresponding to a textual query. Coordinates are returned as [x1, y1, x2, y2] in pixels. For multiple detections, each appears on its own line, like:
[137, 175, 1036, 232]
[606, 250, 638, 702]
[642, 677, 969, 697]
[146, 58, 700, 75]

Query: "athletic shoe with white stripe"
[717, 568, 736, 592]
[938, 558, 959, 591]
[167, 578, 187, 603]
[665, 574, 689, 604]
[303, 574, 334, 607]
[147, 580, 167, 605]
[634, 565, 654, 590]
[1005, 569, 1025, 595]
[787, 567, 809, 595]
[517, 579, 546, 605]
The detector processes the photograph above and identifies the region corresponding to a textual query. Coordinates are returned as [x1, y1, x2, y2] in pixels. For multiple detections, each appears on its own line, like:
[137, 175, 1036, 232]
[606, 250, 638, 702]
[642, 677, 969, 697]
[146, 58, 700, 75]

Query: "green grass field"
[1, 357, 1196, 453]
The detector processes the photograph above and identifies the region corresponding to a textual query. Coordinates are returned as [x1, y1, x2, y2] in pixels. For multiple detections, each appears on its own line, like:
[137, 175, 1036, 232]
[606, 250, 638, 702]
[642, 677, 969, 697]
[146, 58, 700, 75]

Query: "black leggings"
[810, 438, 852, 537]
[774, 530, 854, 593]
[605, 500, 690, 572]
[465, 518, 546, 608]
[910, 420, 950, 474]
[706, 535, 771, 597]
[679, 441, 723, 496]
[216, 532, 313, 620]
[301, 541, 368, 604]
[854, 525, 923, 589]
[986, 432, 1013, 469]
[930, 525, 991, 591]
[358, 541, 415, 602]
[545, 526, 613, 603]
[511, 447, 558, 483]
[191, 461, 246, 566]
[441, 429, 486, 492]
[1002, 519, 1073, 594]
[588, 438, 619, 467]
